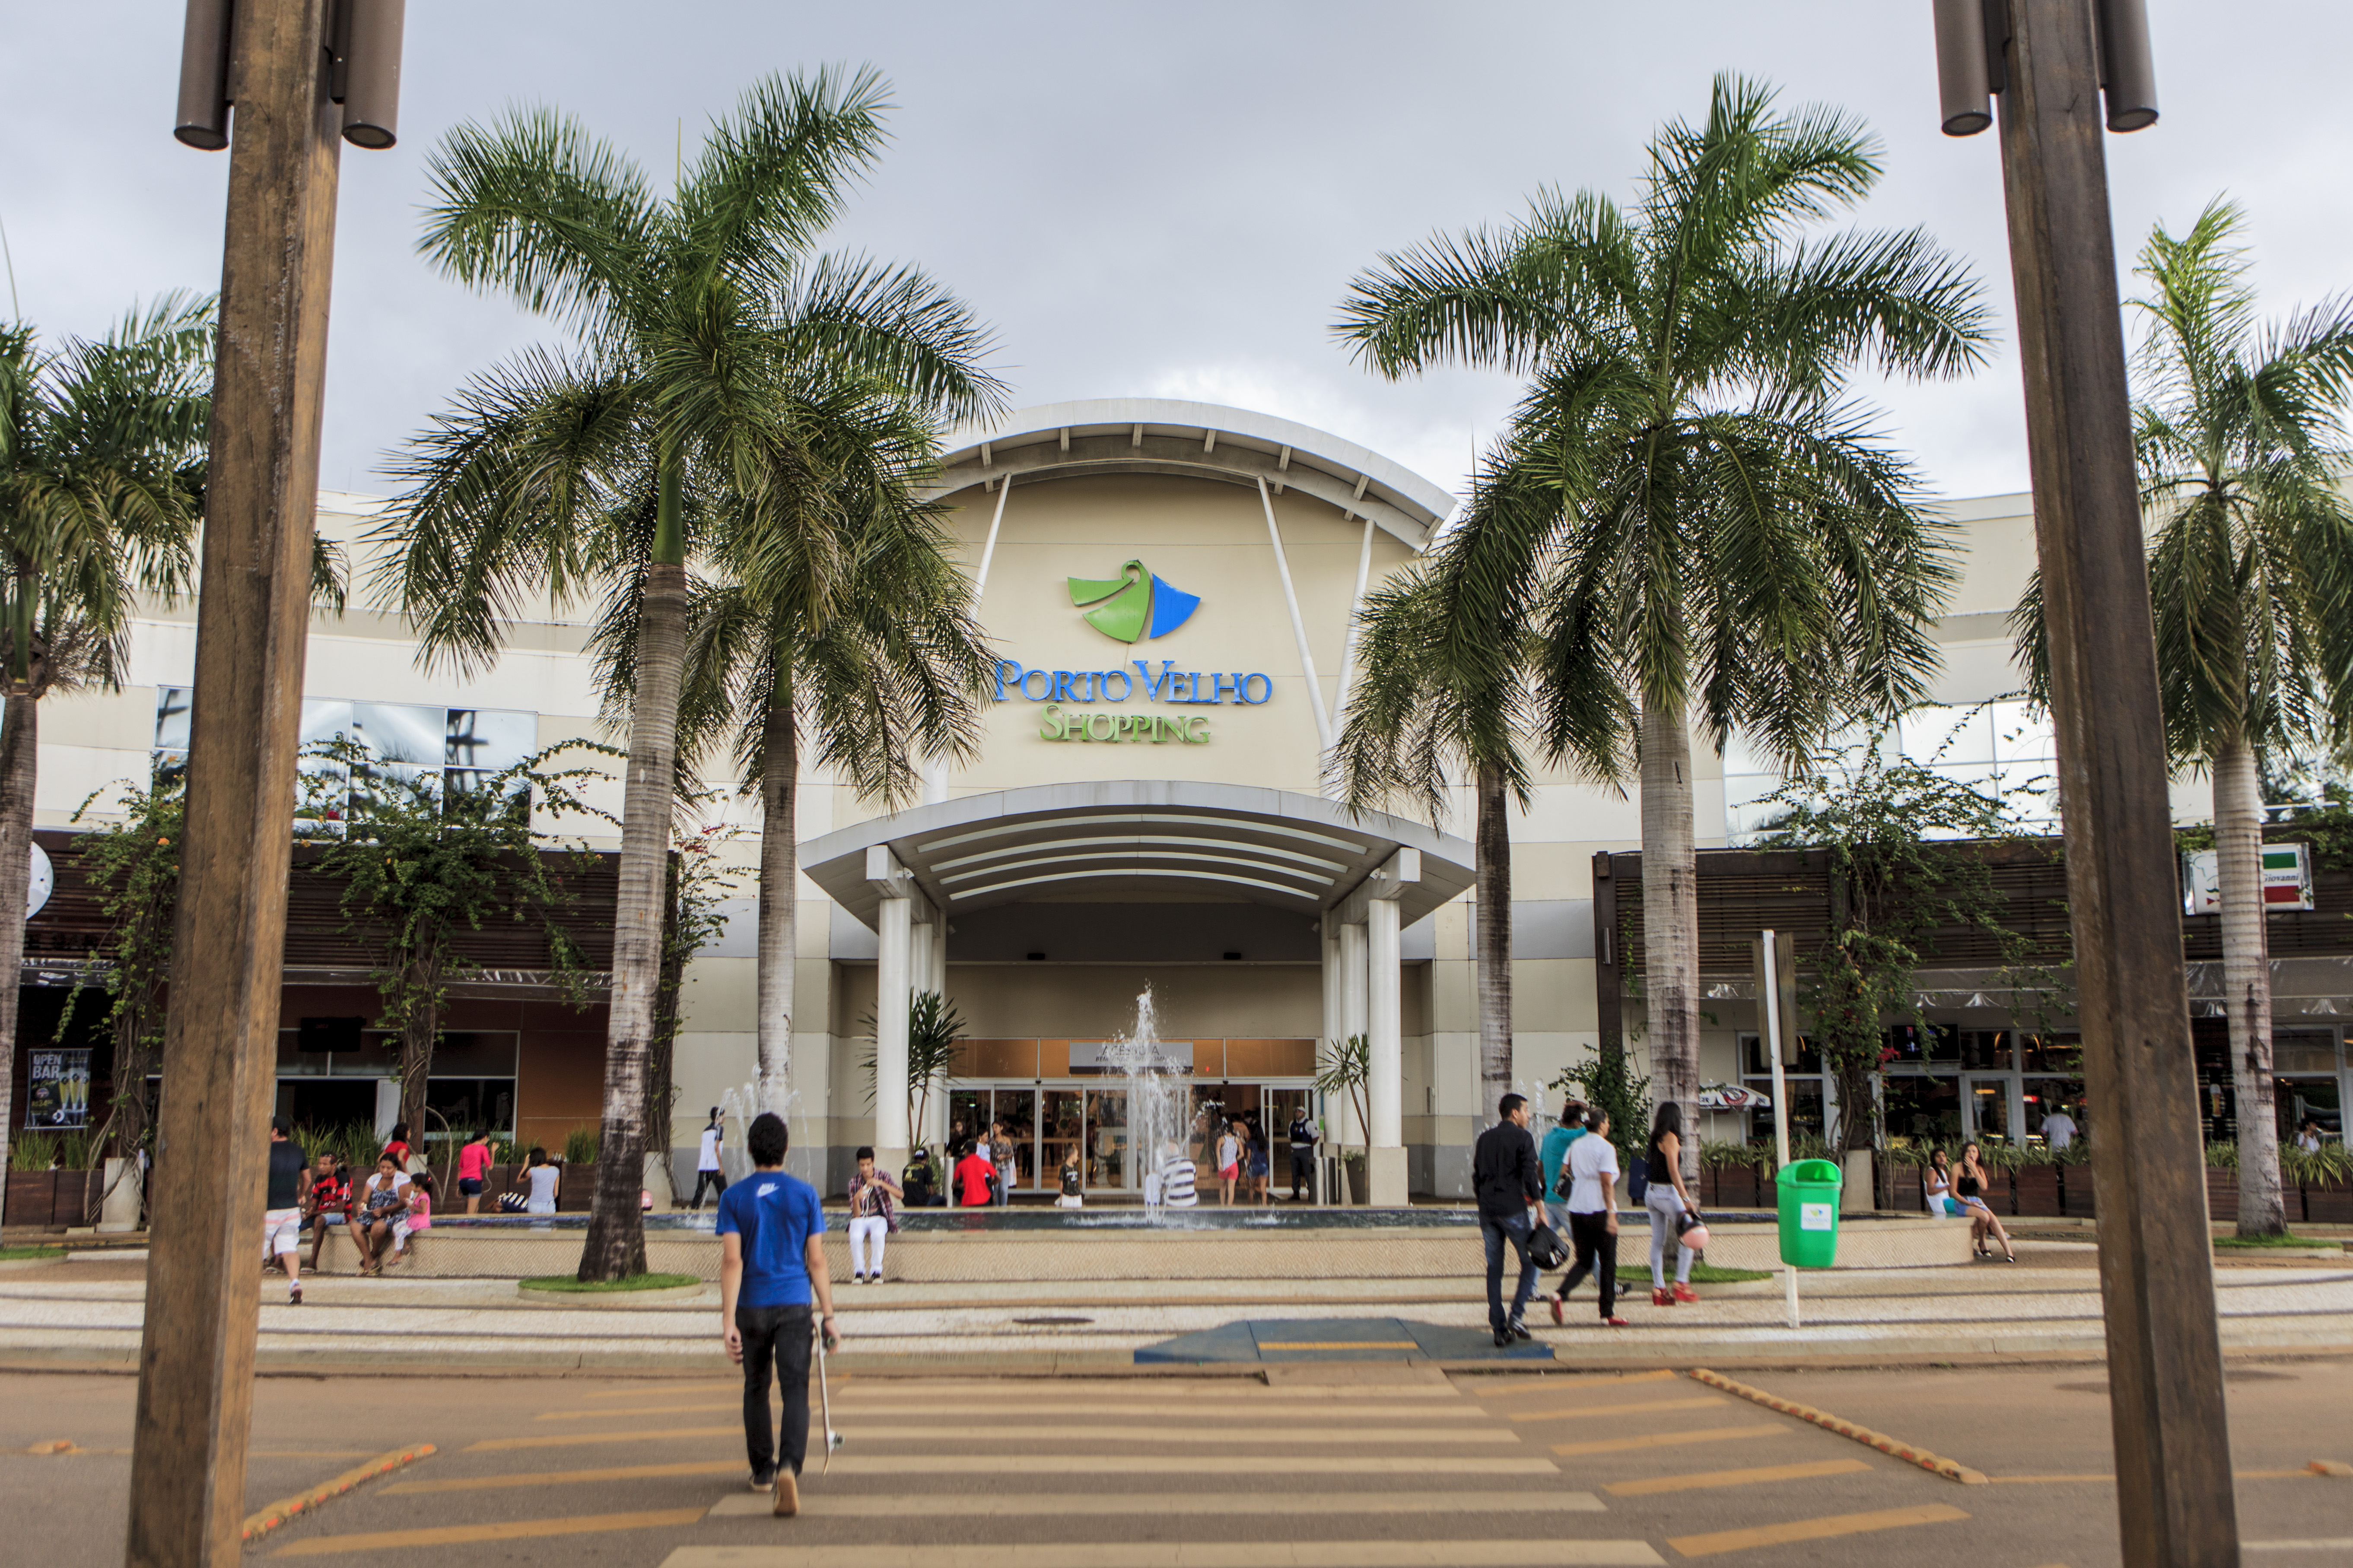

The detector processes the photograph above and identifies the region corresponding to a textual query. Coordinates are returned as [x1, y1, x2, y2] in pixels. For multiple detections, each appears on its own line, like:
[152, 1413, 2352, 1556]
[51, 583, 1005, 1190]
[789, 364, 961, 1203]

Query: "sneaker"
[772, 1468, 799, 1517]
[1491, 1328, 1511, 1348]
[1672, 1282, 1700, 1304]
[851, 1272, 865, 1284]
[1508, 1319, 1531, 1342]
[1549, 1294, 1565, 1326]
[288, 1285, 302, 1306]
[1603, 1316, 1630, 1328]
[749, 1470, 775, 1492]
[1652, 1287, 1673, 1308]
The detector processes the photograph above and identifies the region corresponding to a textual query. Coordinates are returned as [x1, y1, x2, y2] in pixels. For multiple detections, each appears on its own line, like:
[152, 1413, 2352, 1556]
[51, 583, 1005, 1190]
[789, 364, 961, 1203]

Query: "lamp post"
[1933, 3, 2238, 1563]
[128, 4, 402, 1565]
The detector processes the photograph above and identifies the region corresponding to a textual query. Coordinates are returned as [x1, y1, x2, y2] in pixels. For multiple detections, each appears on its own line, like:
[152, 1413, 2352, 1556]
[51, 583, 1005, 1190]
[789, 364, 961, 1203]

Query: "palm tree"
[1335, 76, 1988, 1172]
[0, 297, 213, 1174]
[374, 68, 1001, 1279]
[2013, 200, 2353, 1237]
[674, 382, 996, 1119]
[1330, 489, 1535, 1122]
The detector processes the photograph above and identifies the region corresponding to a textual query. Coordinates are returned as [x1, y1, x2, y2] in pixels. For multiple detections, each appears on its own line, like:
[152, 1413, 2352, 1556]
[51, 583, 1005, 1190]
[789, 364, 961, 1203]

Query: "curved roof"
[801, 781, 1475, 928]
[931, 398, 1458, 548]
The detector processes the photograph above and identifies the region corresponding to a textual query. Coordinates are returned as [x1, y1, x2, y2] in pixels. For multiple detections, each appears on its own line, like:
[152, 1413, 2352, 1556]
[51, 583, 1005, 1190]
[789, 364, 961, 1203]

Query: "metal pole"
[128, 2, 341, 1563]
[1978, 3, 2239, 1559]
[1762, 930, 1796, 1330]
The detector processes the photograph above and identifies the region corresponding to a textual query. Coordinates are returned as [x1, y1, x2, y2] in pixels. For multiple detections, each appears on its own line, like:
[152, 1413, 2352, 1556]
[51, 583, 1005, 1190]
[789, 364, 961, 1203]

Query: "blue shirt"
[1539, 1124, 1586, 1199]
[715, 1168, 827, 1308]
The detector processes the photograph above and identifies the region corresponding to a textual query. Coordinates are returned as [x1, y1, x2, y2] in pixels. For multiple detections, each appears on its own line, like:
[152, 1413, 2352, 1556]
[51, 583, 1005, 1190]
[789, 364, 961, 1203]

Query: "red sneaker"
[1673, 1282, 1700, 1304]
[1603, 1316, 1630, 1327]
[1651, 1287, 1673, 1308]
[1549, 1294, 1565, 1326]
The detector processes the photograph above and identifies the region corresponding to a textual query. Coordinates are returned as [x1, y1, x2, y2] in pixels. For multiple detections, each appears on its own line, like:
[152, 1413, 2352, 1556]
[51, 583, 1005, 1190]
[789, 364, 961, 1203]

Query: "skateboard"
[816, 1320, 843, 1473]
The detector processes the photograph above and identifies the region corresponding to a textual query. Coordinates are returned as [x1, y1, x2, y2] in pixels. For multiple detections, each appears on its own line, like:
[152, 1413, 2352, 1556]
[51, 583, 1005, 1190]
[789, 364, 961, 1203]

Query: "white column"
[868, 847, 914, 1172]
[927, 916, 953, 1154]
[1367, 894, 1406, 1205]
[1337, 917, 1369, 1198]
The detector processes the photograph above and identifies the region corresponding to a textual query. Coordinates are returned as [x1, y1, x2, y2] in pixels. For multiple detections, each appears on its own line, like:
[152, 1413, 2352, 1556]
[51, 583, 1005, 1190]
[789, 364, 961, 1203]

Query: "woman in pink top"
[457, 1130, 495, 1214]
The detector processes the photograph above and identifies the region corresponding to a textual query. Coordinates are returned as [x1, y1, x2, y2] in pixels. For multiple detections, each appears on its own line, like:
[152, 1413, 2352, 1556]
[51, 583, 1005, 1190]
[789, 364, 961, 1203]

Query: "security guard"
[1288, 1106, 1319, 1201]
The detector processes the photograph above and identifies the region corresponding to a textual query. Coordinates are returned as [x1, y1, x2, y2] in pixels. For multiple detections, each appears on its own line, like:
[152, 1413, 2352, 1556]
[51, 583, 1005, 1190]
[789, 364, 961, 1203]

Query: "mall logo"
[1067, 559, 1199, 643]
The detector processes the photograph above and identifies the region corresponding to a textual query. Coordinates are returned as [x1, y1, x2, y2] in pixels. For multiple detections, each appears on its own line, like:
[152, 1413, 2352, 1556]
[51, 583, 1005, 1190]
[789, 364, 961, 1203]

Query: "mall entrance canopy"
[801, 781, 1475, 1203]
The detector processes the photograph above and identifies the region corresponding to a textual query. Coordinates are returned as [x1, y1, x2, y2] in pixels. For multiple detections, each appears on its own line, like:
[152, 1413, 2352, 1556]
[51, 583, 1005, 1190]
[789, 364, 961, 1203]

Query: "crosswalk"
[258, 1366, 1994, 1565]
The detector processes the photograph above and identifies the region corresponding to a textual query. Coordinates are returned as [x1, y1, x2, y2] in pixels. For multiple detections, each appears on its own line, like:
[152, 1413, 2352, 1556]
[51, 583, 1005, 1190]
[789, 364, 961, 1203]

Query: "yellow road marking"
[1553, 1425, 1784, 1457]
[1667, 1504, 1970, 1558]
[1511, 1397, 1726, 1422]
[387, 1461, 744, 1494]
[272, 1507, 706, 1555]
[1990, 1470, 2324, 1484]
[823, 1455, 1559, 1476]
[470, 1426, 736, 1452]
[707, 1490, 1604, 1517]
[241, 1444, 436, 1543]
[1605, 1458, 1872, 1495]
[656, 1542, 1665, 1567]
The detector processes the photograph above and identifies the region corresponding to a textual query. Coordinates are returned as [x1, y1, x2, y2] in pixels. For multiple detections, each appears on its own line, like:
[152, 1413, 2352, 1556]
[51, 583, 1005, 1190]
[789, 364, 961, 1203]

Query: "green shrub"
[563, 1126, 601, 1166]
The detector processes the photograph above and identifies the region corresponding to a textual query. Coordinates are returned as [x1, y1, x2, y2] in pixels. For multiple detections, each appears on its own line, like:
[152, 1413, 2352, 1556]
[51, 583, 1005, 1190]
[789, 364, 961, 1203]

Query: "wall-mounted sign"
[1069, 1040, 1194, 1073]
[26, 1048, 91, 1130]
[2181, 844, 2312, 915]
[1068, 560, 1199, 644]
[996, 658, 1273, 745]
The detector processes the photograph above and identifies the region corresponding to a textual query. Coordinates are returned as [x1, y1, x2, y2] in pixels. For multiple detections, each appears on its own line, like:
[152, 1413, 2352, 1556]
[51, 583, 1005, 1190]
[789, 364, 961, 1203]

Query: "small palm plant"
[861, 990, 966, 1159]
[1314, 1034, 1372, 1202]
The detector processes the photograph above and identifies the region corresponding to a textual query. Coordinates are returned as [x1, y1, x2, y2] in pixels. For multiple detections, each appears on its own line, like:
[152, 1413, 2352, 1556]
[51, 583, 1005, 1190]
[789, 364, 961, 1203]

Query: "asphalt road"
[3, 1359, 2348, 1565]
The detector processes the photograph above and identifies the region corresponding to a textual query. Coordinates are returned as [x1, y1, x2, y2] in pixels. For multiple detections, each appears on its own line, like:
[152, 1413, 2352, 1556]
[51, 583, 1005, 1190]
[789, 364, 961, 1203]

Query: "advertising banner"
[26, 1048, 91, 1130]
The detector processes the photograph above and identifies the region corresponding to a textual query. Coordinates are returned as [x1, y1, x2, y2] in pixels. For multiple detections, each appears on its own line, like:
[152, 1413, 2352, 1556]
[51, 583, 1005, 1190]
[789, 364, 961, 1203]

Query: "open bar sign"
[2181, 844, 2312, 915]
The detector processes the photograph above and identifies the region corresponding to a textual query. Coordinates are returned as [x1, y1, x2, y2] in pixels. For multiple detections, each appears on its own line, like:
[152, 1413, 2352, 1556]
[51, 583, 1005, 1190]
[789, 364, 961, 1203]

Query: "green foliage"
[63, 770, 187, 1158]
[519, 1271, 700, 1292]
[563, 1127, 601, 1166]
[1698, 1140, 1773, 1172]
[1688, 1262, 1773, 1284]
[1754, 710, 2063, 1153]
[1314, 1035, 1373, 1158]
[10, 1129, 98, 1170]
[859, 990, 966, 1149]
[1550, 1048, 1653, 1177]
[2213, 1232, 2336, 1251]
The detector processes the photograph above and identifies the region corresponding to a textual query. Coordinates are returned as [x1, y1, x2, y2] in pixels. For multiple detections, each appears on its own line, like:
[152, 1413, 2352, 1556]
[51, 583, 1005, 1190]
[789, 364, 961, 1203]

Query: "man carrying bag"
[1472, 1093, 1547, 1347]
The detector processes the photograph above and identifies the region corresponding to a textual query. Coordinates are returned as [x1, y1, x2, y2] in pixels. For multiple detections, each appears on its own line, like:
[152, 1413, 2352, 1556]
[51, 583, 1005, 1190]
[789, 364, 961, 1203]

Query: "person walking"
[1287, 1105, 1317, 1201]
[1956, 1142, 2018, 1261]
[1246, 1117, 1272, 1208]
[521, 1146, 561, 1216]
[1644, 1104, 1702, 1306]
[845, 1146, 900, 1283]
[1215, 1118, 1243, 1206]
[1539, 1097, 1589, 1238]
[303, 1151, 350, 1276]
[2040, 1103, 2078, 1153]
[717, 1111, 836, 1518]
[1548, 1108, 1627, 1328]
[262, 1117, 309, 1306]
[691, 1110, 728, 1210]
[989, 1121, 1015, 1206]
[456, 1129, 495, 1215]
[1472, 1093, 1546, 1347]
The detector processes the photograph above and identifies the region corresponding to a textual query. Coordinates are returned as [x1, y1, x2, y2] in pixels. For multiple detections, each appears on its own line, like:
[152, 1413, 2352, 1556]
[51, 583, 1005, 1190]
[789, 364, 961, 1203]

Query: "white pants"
[263, 1208, 301, 1258]
[848, 1216, 888, 1277]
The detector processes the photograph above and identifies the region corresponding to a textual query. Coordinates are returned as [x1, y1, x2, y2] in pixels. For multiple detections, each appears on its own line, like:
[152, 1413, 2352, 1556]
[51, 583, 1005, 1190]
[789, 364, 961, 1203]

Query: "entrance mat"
[1135, 1316, 1552, 1364]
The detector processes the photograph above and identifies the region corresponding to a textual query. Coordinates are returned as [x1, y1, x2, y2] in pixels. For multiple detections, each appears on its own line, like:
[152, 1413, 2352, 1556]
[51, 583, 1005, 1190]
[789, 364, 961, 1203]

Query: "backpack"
[1626, 1145, 1649, 1205]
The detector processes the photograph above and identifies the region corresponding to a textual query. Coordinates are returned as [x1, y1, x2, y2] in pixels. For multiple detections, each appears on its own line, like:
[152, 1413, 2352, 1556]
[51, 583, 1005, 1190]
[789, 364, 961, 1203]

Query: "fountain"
[714, 1077, 811, 1196]
[1097, 987, 1190, 1223]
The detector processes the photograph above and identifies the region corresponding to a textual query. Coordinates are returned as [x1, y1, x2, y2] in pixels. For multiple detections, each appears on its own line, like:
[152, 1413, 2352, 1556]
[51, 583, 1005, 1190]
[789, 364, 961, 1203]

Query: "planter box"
[2205, 1167, 2239, 1223]
[557, 1162, 596, 1212]
[1886, 1165, 1924, 1213]
[2302, 1178, 2353, 1225]
[2013, 1165, 2062, 1217]
[2059, 1164, 2095, 1217]
[4, 1169, 102, 1228]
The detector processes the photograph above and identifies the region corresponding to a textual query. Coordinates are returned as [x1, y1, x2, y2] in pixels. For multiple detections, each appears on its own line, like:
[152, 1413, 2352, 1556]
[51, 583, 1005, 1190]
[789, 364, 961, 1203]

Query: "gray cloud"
[6, 2, 2348, 508]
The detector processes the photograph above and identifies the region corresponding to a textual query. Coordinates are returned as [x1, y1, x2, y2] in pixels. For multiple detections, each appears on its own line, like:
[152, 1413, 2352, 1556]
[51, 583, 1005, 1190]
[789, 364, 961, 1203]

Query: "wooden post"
[126, 3, 340, 1564]
[1993, 3, 2239, 1561]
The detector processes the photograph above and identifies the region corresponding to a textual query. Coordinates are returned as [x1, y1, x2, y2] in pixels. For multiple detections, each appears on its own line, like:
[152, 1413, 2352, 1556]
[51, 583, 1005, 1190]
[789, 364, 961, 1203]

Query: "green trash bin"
[1776, 1158, 1843, 1269]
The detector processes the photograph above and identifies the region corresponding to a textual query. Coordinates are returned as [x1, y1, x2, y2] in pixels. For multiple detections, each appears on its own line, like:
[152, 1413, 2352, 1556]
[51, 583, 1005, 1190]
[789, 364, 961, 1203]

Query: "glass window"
[1992, 700, 2057, 763]
[2017, 1032, 2082, 1073]
[155, 686, 193, 751]
[300, 698, 356, 749]
[1883, 1073, 1963, 1148]
[352, 701, 448, 766]
[1742, 1032, 1821, 1075]
[2281, 1078, 2342, 1143]
[445, 708, 536, 771]
[2023, 1079, 2085, 1146]
[1746, 1078, 1825, 1143]
[1900, 704, 1995, 768]
[1961, 1031, 2014, 1070]
[2275, 1029, 2339, 1076]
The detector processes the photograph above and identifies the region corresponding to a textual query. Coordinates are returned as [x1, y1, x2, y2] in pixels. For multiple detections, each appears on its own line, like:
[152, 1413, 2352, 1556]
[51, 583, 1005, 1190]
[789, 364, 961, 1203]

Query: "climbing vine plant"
[65, 771, 187, 1161]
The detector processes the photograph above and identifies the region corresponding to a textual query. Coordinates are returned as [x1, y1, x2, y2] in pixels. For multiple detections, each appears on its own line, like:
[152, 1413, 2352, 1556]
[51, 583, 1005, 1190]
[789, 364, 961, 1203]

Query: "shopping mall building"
[10, 399, 2350, 1200]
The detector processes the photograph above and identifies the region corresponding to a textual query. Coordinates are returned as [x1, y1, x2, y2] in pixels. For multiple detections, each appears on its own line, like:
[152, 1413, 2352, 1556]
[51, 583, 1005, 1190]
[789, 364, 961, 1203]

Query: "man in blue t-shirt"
[717, 1112, 835, 1517]
[1539, 1098, 1588, 1236]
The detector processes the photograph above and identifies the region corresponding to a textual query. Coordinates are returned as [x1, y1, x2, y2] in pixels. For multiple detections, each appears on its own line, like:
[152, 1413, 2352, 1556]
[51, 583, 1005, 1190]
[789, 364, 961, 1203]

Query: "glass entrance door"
[1041, 1089, 1084, 1195]
[1963, 1076, 2013, 1144]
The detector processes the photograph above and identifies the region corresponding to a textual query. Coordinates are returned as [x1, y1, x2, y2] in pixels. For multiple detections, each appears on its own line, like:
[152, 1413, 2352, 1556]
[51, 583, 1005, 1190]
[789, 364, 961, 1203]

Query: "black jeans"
[1290, 1149, 1315, 1199]
[1480, 1211, 1539, 1334]
[690, 1171, 726, 1208]
[736, 1304, 813, 1479]
[1560, 1209, 1617, 1317]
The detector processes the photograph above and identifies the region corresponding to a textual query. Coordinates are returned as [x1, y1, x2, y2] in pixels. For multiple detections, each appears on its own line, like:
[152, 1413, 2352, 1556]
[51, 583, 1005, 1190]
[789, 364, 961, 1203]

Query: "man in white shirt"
[691, 1109, 726, 1210]
[1547, 1110, 1628, 1327]
[2040, 1108, 2077, 1152]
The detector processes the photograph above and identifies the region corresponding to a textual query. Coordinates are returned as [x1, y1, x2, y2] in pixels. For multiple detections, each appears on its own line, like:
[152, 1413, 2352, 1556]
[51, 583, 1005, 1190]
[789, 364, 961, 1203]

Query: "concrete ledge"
[515, 1280, 709, 1307]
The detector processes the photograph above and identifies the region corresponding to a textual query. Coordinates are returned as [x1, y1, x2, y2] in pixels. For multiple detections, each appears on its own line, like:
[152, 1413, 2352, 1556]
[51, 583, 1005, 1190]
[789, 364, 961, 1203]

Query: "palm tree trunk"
[2214, 738, 2285, 1236]
[755, 684, 797, 1115]
[1473, 759, 1513, 1121]
[578, 559, 689, 1280]
[0, 690, 37, 1177]
[1639, 695, 1700, 1182]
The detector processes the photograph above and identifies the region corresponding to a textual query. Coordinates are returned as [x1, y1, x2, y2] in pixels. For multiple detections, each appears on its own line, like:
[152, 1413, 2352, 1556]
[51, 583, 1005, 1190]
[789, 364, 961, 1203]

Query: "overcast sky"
[7, 1, 2350, 509]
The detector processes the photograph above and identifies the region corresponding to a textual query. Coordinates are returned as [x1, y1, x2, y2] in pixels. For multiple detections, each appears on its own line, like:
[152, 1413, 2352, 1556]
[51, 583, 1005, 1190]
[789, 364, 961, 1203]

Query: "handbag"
[1528, 1222, 1569, 1271]
[1675, 1208, 1710, 1252]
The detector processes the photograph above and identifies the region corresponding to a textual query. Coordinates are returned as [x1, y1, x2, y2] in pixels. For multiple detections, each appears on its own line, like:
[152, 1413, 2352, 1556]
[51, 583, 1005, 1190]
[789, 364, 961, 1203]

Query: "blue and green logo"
[1067, 559, 1199, 644]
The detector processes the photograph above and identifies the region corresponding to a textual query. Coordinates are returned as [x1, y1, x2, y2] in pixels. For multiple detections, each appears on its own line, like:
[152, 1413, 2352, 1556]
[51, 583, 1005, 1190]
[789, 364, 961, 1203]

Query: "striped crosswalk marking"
[656, 1542, 1666, 1567]
[831, 1401, 1494, 1422]
[842, 1425, 1519, 1445]
[471, 1426, 738, 1451]
[386, 1461, 745, 1495]
[1666, 1503, 1969, 1558]
[1508, 1397, 1725, 1422]
[705, 1491, 1604, 1518]
[272, 1507, 707, 1555]
[823, 1455, 1560, 1476]
[1604, 1459, 1873, 1495]
[1552, 1425, 1784, 1457]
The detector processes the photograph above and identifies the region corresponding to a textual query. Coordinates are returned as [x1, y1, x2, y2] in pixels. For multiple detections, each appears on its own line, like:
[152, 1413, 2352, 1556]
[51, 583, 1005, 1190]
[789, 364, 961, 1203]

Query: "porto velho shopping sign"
[994, 559, 1268, 745]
